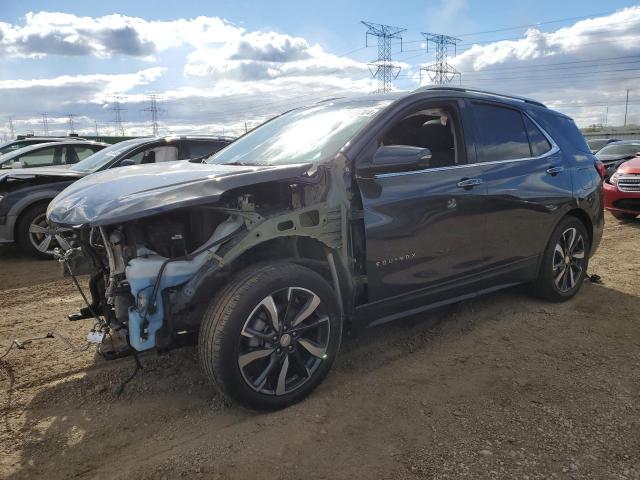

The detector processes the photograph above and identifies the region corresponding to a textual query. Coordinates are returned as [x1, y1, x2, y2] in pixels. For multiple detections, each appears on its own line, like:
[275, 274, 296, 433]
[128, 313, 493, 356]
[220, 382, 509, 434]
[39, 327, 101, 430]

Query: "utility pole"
[361, 21, 406, 93]
[94, 120, 99, 136]
[108, 95, 126, 136]
[142, 94, 165, 136]
[624, 89, 630, 127]
[244, 121, 248, 134]
[8, 117, 15, 139]
[420, 32, 461, 85]
[41, 113, 50, 135]
[67, 114, 76, 135]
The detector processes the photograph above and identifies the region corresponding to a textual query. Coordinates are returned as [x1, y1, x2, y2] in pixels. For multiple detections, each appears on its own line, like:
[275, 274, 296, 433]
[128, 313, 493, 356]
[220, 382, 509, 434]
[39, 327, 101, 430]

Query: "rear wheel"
[610, 211, 637, 221]
[16, 203, 72, 259]
[530, 217, 590, 302]
[198, 262, 342, 410]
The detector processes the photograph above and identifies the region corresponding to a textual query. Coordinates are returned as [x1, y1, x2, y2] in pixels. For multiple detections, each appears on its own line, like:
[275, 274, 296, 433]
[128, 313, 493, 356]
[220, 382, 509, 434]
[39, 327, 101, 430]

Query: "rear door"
[472, 101, 573, 274]
[355, 99, 489, 303]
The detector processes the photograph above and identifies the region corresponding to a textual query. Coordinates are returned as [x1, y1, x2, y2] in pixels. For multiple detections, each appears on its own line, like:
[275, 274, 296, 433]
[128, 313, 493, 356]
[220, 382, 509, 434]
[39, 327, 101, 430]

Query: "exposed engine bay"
[60, 170, 352, 356]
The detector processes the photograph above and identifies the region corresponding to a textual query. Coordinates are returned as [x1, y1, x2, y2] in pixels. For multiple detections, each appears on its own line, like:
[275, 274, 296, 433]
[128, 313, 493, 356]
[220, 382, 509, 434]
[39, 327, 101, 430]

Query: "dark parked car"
[47, 87, 604, 410]
[586, 137, 620, 154]
[0, 136, 85, 156]
[0, 140, 107, 169]
[0, 135, 232, 258]
[595, 140, 640, 178]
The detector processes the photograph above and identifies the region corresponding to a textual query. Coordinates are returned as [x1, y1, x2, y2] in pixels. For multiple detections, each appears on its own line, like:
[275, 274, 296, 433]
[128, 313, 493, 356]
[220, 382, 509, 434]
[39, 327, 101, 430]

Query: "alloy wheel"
[28, 213, 72, 255]
[552, 227, 586, 292]
[238, 287, 331, 396]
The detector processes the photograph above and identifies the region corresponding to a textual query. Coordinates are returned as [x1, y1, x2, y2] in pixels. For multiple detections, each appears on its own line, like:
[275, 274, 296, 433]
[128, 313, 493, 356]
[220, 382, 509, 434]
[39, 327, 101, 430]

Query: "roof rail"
[413, 85, 547, 108]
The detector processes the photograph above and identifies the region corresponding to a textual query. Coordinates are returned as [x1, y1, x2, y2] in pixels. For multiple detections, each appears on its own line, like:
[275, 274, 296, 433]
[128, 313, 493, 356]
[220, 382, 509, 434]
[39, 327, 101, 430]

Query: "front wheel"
[198, 262, 342, 410]
[530, 217, 590, 302]
[16, 203, 72, 259]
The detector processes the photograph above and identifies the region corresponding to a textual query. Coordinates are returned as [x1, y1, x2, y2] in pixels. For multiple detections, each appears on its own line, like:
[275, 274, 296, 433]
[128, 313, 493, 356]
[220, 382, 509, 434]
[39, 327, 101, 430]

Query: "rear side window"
[523, 116, 552, 157]
[473, 103, 531, 162]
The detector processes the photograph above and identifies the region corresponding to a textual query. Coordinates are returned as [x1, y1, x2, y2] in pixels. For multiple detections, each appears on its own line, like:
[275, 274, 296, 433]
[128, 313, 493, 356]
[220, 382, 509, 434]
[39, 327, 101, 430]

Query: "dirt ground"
[0, 212, 639, 480]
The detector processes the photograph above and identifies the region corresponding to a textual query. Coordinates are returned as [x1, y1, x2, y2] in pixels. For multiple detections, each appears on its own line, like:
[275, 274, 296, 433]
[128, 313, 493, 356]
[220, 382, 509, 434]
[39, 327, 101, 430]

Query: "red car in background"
[605, 155, 640, 221]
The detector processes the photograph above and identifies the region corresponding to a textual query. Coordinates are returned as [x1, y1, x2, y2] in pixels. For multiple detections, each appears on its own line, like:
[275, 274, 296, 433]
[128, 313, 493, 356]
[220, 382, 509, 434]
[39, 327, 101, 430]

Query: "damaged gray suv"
[47, 87, 604, 410]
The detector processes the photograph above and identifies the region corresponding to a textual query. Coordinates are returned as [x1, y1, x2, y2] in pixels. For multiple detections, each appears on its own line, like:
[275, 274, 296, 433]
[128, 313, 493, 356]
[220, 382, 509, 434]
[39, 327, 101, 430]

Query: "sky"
[1, 0, 640, 138]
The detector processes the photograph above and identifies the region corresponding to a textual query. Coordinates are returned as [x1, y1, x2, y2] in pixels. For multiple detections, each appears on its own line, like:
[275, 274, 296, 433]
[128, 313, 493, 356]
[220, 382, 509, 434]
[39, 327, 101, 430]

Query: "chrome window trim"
[374, 111, 560, 179]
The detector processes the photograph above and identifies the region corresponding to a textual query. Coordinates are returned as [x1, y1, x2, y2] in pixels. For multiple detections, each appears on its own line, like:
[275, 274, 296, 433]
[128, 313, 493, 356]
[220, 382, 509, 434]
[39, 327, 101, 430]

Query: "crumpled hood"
[47, 161, 313, 227]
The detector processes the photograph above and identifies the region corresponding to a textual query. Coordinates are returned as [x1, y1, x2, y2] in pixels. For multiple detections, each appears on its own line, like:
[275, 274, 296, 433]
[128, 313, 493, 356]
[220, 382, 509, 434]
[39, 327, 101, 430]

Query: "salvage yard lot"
[0, 212, 639, 480]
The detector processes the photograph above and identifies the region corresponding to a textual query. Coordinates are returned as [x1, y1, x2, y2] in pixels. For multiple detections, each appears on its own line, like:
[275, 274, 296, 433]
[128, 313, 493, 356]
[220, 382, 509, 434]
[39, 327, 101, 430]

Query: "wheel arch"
[222, 235, 350, 313]
[565, 208, 594, 250]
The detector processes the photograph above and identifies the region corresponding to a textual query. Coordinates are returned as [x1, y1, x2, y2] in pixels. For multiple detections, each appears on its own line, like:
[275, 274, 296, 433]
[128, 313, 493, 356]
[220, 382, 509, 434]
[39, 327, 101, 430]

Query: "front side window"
[71, 139, 149, 173]
[206, 100, 392, 166]
[473, 103, 531, 162]
[380, 106, 459, 168]
[125, 145, 179, 164]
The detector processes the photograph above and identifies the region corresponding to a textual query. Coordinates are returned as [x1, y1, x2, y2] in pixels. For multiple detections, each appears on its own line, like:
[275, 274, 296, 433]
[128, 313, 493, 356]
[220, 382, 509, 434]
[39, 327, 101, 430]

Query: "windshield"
[596, 143, 640, 157]
[70, 139, 146, 173]
[206, 100, 392, 166]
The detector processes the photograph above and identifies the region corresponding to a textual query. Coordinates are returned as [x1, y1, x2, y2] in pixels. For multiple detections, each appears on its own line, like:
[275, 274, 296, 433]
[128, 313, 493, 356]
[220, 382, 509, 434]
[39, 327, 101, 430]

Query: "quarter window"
[473, 103, 531, 162]
[524, 116, 552, 157]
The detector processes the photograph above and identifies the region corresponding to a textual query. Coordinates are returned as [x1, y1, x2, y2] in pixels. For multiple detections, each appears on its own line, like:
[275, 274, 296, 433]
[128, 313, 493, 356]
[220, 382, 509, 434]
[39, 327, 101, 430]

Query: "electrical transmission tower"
[420, 32, 461, 85]
[41, 113, 50, 135]
[361, 21, 406, 93]
[142, 94, 166, 136]
[8, 117, 15, 139]
[67, 114, 76, 135]
[108, 96, 126, 136]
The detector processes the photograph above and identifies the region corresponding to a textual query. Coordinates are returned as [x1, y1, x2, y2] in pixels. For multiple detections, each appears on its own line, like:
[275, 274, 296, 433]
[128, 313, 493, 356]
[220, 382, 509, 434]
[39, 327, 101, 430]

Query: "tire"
[610, 211, 637, 222]
[16, 203, 70, 260]
[530, 216, 590, 302]
[198, 262, 342, 410]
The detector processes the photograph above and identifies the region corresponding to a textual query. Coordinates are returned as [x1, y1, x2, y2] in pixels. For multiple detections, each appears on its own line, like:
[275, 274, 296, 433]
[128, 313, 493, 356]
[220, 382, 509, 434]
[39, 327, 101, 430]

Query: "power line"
[361, 21, 406, 93]
[420, 32, 461, 85]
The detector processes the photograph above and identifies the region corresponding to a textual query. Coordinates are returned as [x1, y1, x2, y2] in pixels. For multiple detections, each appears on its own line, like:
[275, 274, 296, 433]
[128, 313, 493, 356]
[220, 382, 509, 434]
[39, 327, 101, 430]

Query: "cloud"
[420, 6, 640, 126]
[2, 7, 640, 141]
[0, 12, 241, 59]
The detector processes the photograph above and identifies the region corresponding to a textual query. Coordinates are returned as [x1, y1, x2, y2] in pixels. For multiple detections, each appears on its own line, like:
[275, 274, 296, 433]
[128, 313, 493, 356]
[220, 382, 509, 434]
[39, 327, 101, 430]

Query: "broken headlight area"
[70, 203, 248, 354]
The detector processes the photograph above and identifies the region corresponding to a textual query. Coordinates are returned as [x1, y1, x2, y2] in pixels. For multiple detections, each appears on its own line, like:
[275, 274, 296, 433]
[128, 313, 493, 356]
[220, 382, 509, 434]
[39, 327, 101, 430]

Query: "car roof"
[307, 86, 554, 116]
[605, 140, 640, 145]
[0, 140, 108, 161]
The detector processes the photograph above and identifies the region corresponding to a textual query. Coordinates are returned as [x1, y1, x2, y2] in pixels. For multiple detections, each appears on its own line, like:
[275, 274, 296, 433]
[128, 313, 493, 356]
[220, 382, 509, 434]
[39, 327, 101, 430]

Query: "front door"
[356, 101, 488, 303]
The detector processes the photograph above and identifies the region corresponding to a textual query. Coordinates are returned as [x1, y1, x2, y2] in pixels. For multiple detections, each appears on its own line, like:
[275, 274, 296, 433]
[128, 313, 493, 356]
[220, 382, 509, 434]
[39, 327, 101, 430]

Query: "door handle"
[546, 166, 564, 176]
[457, 177, 483, 189]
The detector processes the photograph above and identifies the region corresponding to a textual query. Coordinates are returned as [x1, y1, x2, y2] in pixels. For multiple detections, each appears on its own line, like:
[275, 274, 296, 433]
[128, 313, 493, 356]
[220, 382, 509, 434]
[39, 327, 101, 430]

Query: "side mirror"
[119, 159, 135, 167]
[11, 161, 24, 169]
[358, 145, 432, 176]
